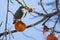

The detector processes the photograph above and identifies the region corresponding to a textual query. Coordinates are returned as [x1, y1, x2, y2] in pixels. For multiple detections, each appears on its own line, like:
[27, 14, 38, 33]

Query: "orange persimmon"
[28, 8, 34, 12]
[15, 21, 26, 32]
[47, 33, 58, 40]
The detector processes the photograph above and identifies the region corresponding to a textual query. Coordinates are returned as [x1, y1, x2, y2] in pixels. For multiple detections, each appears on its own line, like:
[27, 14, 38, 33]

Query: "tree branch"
[4, 0, 9, 40]
[40, 0, 48, 14]
[0, 10, 58, 37]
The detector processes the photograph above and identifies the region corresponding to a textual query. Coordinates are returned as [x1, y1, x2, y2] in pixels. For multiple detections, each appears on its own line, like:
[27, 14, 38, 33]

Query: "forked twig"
[42, 17, 51, 25]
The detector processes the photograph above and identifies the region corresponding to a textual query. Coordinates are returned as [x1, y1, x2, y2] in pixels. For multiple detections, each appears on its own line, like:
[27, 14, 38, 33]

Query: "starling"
[13, 6, 24, 24]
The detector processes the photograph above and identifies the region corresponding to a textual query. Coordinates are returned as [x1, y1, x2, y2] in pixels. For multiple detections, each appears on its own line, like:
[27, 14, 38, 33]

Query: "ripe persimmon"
[47, 33, 58, 40]
[15, 21, 26, 32]
[28, 8, 34, 12]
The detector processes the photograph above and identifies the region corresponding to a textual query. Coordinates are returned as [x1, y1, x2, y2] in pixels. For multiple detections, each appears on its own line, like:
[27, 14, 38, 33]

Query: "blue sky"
[0, 0, 60, 40]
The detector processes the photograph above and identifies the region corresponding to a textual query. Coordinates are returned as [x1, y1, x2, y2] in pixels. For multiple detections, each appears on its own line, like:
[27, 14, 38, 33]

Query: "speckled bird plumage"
[13, 6, 24, 24]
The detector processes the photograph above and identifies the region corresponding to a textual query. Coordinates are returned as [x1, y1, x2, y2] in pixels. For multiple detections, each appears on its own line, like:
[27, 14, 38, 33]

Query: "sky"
[0, 0, 60, 40]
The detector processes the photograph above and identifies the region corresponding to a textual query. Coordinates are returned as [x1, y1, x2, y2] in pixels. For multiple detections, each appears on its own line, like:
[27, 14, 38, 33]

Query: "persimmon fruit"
[47, 33, 58, 40]
[28, 8, 34, 12]
[15, 21, 26, 32]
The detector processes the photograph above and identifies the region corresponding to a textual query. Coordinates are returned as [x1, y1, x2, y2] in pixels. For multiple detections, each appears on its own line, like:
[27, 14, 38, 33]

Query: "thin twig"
[8, 30, 14, 40]
[40, 0, 48, 14]
[42, 17, 51, 25]
[27, 16, 48, 28]
[0, 30, 16, 37]
[0, 21, 3, 27]
[34, 11, 45, 16]
[52, 18, 59, 33]
[16, 0, 24, 6]
[56, 0, 59, 11]
[16, 0, 29, 9]
[22, 0, 29, 9]
[34, 11, 57, 17]
[22, 0, 27, 7]
[55, 31, 60, 33]
[0, 16, 48, 37]
[4, 0, 9, 40]
[10, 0, 14, 4]
[8, 10, 14, 16]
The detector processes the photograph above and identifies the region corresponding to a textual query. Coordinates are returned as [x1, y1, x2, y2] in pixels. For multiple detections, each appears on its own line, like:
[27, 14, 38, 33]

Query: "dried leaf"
[43, 25, 50, 35]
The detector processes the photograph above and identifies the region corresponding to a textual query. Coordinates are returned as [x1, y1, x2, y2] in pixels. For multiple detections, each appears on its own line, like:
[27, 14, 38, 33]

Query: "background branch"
[40, 0, 48, 14]
[4, 0, 9, 40]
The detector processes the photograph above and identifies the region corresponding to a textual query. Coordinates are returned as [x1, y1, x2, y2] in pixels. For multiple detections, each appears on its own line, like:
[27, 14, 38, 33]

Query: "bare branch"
[0, 15, 60, 37]
[16, 0, 24, 6]
[10, 0, 14, 4]
[52, 18, 59, 33]
[42, 17, 50, 25]
[0, 16, 48, 37]
[55, 31, 60, 33]
[4, 0, 9, 40]
[8, 10, 14, 16]
[27, 16, 48, 28]
[0, 21, 3, 27]
[34, 11, 57, 17]
[22, 0, 27, 7]
[0, 30, 16, 37]
[40, 0, 48, 14]
[34, 11, 45, 16]
[56, 0, 59, 11]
